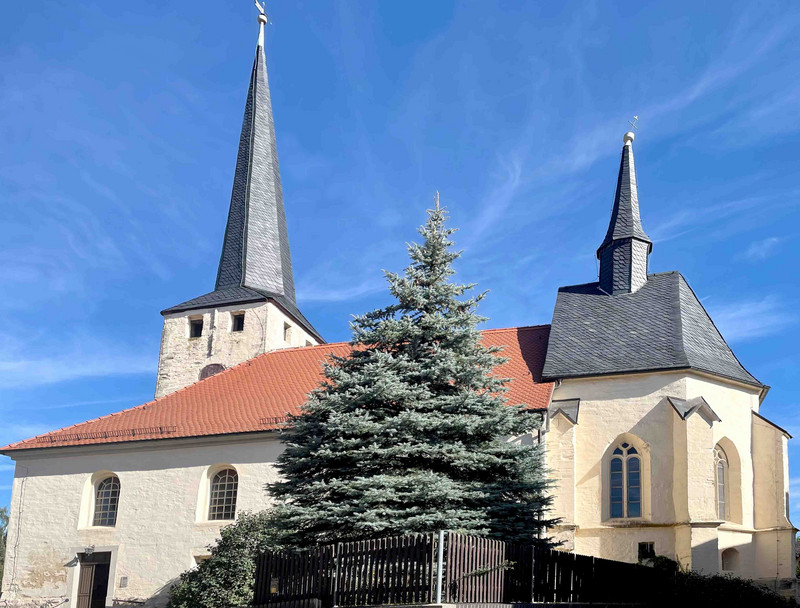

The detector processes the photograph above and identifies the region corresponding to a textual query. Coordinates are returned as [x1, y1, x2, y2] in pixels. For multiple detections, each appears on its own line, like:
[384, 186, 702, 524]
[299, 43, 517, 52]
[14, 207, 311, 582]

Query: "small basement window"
[283, 322, 292, 343]
[189, 318, 203, 338]
[231, 312, 245, 332]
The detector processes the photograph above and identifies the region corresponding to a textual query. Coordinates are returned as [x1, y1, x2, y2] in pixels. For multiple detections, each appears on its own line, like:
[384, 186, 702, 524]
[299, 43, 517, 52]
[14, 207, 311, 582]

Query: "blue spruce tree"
[270, 196, 554, 546]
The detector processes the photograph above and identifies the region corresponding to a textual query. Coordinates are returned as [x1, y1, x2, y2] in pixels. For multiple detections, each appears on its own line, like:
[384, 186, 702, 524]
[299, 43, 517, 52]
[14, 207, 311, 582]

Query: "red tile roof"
[1, 326, 553, 452]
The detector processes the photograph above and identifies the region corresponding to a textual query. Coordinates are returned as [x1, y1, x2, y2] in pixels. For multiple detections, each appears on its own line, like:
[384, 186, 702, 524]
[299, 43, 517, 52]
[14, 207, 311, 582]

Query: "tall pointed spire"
[597, 131, 652, 295]
[215, 5, 296, 303]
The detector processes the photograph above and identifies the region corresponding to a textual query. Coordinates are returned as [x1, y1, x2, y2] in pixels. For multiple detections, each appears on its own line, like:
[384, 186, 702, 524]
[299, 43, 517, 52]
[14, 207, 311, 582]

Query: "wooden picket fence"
[253, 532, 670, 607]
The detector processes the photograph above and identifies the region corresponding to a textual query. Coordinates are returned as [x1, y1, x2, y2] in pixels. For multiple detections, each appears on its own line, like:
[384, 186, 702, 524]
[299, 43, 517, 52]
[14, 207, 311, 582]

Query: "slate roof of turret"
[1, 326, 553, 452]
[542, 271, 763, 387]
[597, 132, 652, 255]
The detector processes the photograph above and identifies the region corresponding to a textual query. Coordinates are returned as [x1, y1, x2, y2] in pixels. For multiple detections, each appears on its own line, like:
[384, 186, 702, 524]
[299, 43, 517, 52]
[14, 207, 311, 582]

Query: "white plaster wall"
[0, 434, 284, 607]
[155, 301, 319, 398]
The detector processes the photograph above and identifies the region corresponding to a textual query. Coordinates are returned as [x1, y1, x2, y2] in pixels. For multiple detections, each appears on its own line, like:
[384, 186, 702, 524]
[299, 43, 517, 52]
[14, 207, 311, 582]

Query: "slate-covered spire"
[215, 9, 296, 303]
[597, 131, 653, 295]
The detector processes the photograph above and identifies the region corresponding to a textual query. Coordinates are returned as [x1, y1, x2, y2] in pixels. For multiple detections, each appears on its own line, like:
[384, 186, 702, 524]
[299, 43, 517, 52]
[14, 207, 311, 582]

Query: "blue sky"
[1, 1, 799, 519]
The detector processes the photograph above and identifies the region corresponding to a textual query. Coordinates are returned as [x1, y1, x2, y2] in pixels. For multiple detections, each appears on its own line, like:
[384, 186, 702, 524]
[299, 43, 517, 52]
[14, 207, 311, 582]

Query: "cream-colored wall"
[0, 434, 283, 607]
[753, 415, 791, 530]
[155, 301, 319, 398]
[546, 370, 791, 581]
[685, 375, 759, 528]
[550, 372, 685, 528]
[547, 413, 576, 550]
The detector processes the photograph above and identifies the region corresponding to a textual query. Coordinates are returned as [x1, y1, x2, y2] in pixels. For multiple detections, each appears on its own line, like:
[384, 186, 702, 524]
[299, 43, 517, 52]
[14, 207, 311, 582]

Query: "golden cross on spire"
[629, 115, 639, 131]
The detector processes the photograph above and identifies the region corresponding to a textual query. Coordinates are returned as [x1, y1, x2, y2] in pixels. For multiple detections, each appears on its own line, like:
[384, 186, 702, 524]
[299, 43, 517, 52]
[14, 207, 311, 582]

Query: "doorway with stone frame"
[76, 551, 111, 608]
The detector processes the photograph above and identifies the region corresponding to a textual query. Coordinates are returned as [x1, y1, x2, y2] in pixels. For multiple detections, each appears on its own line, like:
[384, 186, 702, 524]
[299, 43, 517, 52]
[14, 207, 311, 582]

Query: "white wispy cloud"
[0, 424, 55, 448]
[743, 237, 783, 261]
[647, 188, 796, 245]
[0, 334, 155, 389]
[298, 279, 386, 303]
[707, 296, 795, 342]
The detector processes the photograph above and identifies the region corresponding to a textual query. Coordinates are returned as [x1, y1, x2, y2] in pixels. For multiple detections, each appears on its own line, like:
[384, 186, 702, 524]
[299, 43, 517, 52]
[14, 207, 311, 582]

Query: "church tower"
[155, 11, 323, 399]
[596, 131, 652, 295]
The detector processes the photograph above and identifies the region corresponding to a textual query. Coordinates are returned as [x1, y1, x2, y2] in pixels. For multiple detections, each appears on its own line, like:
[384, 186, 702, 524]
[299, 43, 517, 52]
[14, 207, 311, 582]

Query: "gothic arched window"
[93, 476, 121, 527]
[610, 442, 641, 518]
[208, 468, 238, 521]
[714, 445, 729, 520]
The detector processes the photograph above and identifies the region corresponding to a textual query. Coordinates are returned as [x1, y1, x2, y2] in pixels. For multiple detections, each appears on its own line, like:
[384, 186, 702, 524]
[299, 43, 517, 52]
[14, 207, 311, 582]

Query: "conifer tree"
[269, 195, 554, 546]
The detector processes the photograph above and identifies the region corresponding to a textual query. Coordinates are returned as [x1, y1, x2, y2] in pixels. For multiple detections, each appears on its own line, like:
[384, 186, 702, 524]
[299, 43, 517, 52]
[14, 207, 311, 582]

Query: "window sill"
[77, 525, 118, 531]
[195, 520, 234, 527]
[602, 518, 651, 527]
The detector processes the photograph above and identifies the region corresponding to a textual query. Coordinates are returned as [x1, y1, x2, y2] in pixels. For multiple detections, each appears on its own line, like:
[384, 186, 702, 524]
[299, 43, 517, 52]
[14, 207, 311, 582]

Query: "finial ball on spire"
[623, 131, 635, 145]
[255, 0, 268, 24]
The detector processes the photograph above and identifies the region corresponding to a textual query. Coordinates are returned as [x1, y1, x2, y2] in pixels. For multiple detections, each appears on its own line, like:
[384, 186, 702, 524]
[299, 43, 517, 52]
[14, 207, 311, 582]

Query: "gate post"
[435, 530, 445, 605]
[332, 542, 341, 608]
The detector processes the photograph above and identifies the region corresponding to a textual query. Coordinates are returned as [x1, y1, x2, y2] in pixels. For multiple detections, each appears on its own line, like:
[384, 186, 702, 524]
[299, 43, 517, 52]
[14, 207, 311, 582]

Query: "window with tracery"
[93, 476, 121, 526]
[714, 445, 728, 520]
[610, 442, 641, 518]
[208, 468, 238, 521]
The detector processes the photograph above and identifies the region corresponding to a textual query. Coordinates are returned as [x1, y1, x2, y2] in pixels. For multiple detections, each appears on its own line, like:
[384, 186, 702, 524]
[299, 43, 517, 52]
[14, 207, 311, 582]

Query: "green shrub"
[167, 511, 280, 608]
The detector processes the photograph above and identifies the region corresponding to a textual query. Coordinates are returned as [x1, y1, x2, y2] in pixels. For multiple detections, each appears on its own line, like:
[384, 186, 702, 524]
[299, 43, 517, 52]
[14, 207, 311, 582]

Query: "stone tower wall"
[154, 300, 319, 398]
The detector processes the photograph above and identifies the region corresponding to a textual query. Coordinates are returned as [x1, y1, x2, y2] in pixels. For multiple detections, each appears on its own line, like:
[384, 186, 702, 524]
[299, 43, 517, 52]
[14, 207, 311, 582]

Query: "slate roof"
[542, 271, 762, 387]
[597, 135, 652, 255]
[1, 326, 553, 452]
[216, 31, 295, 300]
[161, 27, 322, 341]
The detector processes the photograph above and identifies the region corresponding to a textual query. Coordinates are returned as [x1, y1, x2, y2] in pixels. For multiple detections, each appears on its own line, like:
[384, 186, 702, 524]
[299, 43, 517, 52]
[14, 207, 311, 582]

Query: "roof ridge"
[670, 272, 691, 368]
[647, 270, 679, 277]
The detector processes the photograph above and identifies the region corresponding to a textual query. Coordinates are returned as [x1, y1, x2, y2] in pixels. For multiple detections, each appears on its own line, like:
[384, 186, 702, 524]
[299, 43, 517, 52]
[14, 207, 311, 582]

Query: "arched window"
[93, 476, 120, 527]
[199, 363, 226, 381]
[610, 442, 641, 518]
[714, 445, 729, 520]
[208, 468, 238, 521]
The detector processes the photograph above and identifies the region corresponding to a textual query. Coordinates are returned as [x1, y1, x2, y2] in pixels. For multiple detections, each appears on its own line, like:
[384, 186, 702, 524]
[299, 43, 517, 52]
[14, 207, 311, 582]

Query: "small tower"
[155, 9, 323, 398]
[596, 131, 652, 295]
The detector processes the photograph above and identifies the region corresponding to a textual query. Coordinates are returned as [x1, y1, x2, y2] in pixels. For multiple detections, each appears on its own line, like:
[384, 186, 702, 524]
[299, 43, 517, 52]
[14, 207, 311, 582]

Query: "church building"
[0, 12, 794, 608]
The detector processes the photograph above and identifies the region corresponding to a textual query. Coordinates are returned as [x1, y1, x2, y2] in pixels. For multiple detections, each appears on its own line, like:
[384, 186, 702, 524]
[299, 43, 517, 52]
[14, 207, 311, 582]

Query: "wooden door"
[77, 563, 95, 608]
